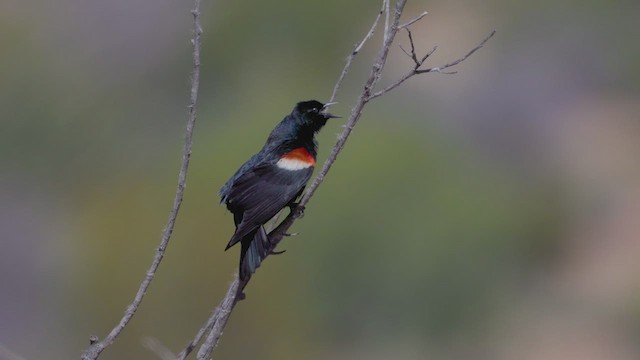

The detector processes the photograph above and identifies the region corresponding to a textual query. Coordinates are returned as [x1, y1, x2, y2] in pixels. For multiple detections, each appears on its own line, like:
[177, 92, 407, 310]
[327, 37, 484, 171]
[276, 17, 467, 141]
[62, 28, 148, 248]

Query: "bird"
[220, 100, 338, 281]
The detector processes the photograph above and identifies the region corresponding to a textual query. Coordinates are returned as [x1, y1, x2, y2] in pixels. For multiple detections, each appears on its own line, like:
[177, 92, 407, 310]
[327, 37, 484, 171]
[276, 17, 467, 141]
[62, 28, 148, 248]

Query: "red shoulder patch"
[281, 147, 316, 167]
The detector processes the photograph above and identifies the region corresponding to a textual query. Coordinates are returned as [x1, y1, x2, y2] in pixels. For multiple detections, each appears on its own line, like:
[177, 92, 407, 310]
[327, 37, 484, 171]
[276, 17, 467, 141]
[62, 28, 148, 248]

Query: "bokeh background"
[2, 0, 640, 359]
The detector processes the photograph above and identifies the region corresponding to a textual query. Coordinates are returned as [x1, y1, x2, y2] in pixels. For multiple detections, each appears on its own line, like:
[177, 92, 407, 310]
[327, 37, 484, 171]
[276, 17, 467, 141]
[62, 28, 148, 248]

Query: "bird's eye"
[307, 108, 318, 113]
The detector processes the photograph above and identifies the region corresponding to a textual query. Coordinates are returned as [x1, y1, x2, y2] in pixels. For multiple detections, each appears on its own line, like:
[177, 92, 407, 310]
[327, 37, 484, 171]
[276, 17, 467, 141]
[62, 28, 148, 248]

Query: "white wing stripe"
[276, 158, 313, 171]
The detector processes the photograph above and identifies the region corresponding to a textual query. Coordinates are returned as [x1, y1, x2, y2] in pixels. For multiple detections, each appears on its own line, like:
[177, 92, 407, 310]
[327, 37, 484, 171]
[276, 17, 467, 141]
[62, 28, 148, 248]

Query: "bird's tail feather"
[239, 226, 270, 281]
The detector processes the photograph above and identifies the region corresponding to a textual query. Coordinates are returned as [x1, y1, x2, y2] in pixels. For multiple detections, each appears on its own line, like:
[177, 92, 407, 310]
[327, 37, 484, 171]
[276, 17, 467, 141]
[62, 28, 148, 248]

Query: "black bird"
[220, 100, 338, 281]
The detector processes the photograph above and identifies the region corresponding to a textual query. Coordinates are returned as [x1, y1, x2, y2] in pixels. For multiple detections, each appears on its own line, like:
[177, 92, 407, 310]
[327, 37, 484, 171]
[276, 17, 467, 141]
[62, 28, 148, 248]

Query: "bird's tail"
[239, 226, 270, 281]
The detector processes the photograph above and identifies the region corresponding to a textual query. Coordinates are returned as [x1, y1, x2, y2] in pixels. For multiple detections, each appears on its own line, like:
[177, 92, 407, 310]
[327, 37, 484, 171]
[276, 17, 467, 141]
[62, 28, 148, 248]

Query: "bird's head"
[292, 100, 340, 133]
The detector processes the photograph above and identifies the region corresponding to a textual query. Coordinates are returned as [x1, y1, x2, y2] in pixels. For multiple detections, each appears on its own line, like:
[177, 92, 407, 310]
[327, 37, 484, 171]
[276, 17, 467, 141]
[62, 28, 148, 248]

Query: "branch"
[418, 29, 495, 73]
[79, 1, 203, 359]
[191, 0, 409, 357]
[368, 28, 496, 100]
[398, 10, 428, 29]
[293, 0, 408, 209]
[176, 274, 240, 360]
[177, 4, 389, 358]
[328, 0, 385, 104]
[195, 275, 241, 360]
[186, 2, 495, 359]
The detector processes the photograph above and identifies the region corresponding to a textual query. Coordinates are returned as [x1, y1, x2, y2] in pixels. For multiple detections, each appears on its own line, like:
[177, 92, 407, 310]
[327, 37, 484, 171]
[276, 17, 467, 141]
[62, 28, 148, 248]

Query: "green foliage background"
[2, 0, 640, 359]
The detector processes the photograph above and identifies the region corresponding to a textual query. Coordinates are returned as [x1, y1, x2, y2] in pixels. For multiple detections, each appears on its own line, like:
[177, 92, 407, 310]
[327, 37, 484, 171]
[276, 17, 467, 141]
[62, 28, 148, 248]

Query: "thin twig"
[418, 29, 496, 73]
[143, 337, 177, 360]
[328, 1, 385, 105]
[79, 1, 203, 359]
[398, 10, 428, 29]
[405, 28, 419, 63]
[295, 0, 407, 209]
[368, 29, 495, 100]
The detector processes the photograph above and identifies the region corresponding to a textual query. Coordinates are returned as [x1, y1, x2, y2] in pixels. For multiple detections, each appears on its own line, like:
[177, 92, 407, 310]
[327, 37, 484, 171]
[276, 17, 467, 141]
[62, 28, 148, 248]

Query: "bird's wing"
[225, 162, 313, 246]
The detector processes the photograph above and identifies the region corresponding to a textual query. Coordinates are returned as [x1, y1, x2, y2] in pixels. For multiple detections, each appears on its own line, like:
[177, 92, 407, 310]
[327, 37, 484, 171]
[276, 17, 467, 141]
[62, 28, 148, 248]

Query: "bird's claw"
[296, 206, 305, 218]
[270, 249, 287, 255]
[284, 232, 298, 237]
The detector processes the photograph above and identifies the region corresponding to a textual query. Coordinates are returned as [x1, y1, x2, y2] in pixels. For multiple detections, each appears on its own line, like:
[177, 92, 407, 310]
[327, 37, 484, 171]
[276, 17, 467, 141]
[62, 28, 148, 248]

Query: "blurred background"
[1, 0, 639, 359]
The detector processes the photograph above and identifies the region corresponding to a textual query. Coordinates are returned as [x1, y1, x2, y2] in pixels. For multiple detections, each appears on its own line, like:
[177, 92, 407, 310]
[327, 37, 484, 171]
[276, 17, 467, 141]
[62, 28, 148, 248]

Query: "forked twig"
[369, 28, 496, 100]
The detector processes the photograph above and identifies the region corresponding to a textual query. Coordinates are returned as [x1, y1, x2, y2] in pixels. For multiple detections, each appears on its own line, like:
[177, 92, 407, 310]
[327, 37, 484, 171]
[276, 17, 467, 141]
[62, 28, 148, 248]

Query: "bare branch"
[187, 3, 494, 359]
[176, 307, 217, 360]
[253, 3, 413, 262]
[328, 0, 385, 105]
[143, 337, 176, 360]
[420, 45, 438, 63]
[399, 11, 428, 29]
[188, 1, 410, 359]
[368, 29, 495, 100]
[383, 0, 391, 45]
[79, 1, 204, 359]
[417, 29, 496, 73]
[176, 274, 239, 360]
[195, 275, 242, 360]
[399, 44, 412, 58]
[405, 28, 419, 63]
[398, 29, 436, 66]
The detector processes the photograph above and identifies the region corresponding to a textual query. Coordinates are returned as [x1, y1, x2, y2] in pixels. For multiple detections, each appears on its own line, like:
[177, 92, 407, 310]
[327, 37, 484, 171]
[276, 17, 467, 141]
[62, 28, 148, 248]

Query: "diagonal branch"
[194, 275, 241, 360]
[177, 4, 388, 359]
[398, 10, 427, 29]
[79, 1, 204, 359]
[184, 2, 495, 359]
[191, 1, 410, 357]
[295, 0, 408, 212]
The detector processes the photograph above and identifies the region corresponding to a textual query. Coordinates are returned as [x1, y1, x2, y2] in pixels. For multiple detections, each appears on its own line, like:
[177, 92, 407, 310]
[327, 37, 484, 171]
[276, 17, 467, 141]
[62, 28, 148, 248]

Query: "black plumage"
[220, 100, 337, 280]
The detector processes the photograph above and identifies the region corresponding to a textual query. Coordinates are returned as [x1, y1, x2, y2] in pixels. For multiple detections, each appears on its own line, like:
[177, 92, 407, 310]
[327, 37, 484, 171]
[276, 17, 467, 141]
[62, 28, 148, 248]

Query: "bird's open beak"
[321, 102, 341, 119]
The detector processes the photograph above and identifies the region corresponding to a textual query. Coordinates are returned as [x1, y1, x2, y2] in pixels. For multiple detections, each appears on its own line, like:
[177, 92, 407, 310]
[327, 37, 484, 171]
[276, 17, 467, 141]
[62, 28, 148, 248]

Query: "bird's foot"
[290, 204, 305, 218]
[270, 249, 287, 255]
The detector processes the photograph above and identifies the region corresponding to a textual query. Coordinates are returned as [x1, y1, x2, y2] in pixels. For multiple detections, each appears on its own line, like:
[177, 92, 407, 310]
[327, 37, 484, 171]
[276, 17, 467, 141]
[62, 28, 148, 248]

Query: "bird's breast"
[276, 147, 316, 170]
